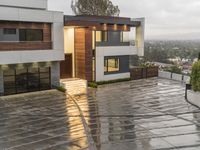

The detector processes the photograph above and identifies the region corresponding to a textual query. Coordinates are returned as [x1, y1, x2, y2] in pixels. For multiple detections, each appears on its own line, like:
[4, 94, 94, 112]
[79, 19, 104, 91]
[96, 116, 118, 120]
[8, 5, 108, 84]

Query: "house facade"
[0, 0, 64, 95]
[62, 15, 145, 82]
[0, 0, 145, 95]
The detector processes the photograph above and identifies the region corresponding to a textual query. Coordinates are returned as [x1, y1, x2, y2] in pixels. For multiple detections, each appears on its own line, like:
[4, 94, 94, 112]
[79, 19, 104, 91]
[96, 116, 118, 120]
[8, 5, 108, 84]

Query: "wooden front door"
[60, 54, 73, 79]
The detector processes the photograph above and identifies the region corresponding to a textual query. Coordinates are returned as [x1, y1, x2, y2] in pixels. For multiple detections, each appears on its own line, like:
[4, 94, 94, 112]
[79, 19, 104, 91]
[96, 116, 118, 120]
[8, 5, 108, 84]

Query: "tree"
[71, 0, 120, 16]
[191, 61, 200, 91]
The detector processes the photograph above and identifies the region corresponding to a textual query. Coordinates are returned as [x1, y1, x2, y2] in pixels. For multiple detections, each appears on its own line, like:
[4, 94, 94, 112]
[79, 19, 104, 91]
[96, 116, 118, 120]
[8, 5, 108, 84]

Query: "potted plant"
[187, 60, 200, 107]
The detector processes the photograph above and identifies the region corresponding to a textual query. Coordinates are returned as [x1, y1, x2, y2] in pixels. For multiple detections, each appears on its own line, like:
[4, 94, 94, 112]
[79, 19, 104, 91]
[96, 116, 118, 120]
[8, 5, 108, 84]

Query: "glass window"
[19, 29, 43, 41]
[3, 67, 50, 95]
[96, 31, 108, 42]
[120, 31, 129, 42]
[3, 28, 16, 35]
[104, 58, 120, 73]
[102, 31, 108, 42]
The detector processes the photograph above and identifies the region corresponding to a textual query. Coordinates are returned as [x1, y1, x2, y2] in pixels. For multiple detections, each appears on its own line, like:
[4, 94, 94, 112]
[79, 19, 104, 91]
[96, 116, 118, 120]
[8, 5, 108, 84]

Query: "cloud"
[48, 0, 200, 40]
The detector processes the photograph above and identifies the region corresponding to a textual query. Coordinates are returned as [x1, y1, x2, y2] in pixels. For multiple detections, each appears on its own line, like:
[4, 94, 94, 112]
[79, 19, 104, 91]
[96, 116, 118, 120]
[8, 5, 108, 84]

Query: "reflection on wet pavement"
[72, 78, 200, 150]
[0, 90, 89, 150]
[1, 78, 200, 150]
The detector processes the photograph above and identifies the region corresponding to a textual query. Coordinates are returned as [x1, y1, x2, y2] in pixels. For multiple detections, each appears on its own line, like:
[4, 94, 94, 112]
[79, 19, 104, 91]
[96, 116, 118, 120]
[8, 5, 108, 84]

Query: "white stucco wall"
[0, 6, 64, 64]
[96, 46, 137, 82]
[132, 18, 145, 57]
[0, 0, 47, 10]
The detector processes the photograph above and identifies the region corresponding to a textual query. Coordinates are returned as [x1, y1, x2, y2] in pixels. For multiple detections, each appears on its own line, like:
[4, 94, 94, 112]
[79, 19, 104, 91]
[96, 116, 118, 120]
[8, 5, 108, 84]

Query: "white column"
[133, 18, 145, 57]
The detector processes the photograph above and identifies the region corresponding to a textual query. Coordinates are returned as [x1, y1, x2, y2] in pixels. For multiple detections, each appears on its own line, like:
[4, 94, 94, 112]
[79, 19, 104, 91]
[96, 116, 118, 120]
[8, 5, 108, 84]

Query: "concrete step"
[60, 78, 88, 95]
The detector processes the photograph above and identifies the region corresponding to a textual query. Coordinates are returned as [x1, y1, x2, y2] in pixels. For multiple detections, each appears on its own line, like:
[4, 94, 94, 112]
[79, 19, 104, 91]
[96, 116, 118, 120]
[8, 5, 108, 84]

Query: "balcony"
[96, 40, 137, 47]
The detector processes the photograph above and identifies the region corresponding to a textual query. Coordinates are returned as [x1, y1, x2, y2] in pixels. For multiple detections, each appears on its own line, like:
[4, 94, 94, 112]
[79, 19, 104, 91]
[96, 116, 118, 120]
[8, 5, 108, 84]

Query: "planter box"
[147, 67, 159, 78]
[130, 66, 158, 80]
[130, 68, 143, 80]
[187, 90, 200, 108]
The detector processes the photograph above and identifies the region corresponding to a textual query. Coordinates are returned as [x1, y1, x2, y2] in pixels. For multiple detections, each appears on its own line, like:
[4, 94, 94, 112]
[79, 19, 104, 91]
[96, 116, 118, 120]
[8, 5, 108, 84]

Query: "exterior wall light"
[114, 24, 118, 30]
[124, 25, 128, 31]
[103, 24, 107, 30]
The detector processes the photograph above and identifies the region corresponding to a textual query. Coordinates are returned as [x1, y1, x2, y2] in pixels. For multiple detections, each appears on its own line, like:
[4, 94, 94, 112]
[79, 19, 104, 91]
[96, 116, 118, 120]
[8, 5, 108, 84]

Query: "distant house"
[0, 0, 145, 95]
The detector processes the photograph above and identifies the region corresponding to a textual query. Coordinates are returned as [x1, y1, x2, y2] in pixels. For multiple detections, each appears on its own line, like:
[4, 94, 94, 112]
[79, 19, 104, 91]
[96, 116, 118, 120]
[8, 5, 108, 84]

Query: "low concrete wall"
[187, 90, 200, 108]
[158, 71, 190, 83]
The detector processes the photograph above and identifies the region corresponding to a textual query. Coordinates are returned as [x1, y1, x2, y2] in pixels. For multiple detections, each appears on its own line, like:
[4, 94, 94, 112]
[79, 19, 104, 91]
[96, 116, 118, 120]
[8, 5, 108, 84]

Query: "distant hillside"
[144, 40, 200, 63]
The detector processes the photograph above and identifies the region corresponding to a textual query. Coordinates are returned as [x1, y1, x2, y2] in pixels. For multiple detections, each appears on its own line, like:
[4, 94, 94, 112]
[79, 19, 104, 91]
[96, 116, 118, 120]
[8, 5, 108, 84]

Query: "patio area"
[1, 78, 200, 149]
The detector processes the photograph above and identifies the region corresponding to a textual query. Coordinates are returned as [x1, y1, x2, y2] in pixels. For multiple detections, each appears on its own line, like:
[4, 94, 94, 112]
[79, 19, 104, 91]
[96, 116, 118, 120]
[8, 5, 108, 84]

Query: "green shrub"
[88, 78, 131, 88]
[165, 66, 182, 74]
[97, 78, 131, 85]
[88, 82, 98, 88]
[139, 62, 156, 68]
[57, 86, 67, 93]
[191, 61, 200, 92]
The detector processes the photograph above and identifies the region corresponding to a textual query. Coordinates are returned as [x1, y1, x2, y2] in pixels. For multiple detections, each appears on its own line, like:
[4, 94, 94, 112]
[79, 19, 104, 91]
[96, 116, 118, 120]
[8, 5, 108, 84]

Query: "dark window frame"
[3, 28, 17, 35]
[96, 31, 108, 42]
[101, 31, 108, 42]
[19, 29, 43, 42]
[3, 67, 51, 95]
[104, 57, 120, 74]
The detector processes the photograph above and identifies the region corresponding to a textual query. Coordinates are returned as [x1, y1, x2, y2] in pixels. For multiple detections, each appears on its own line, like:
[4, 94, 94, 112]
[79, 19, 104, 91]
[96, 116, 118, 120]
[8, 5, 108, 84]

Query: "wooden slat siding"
[85, 28, 93, 81]
[0, 42, 52, 51]
[74, 27, 93, 81]
[75, 28, 85, 79]
[0, 21, 52, 50]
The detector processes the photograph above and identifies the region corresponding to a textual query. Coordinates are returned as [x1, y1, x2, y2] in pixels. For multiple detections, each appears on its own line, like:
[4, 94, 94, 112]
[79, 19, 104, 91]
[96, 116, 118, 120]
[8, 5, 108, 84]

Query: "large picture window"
[19, 29, 43, 41]
[104, 58, 120, 73]
[3, 67, 51, 95]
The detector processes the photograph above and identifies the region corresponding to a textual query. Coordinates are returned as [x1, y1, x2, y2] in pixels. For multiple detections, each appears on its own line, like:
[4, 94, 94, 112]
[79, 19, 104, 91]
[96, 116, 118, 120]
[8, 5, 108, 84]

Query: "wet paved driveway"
[73, 78, 200, 150]
[1, 78, 200, 150]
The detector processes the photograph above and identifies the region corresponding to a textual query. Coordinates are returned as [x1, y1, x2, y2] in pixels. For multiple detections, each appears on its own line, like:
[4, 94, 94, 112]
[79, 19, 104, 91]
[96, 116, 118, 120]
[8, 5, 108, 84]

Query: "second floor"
[64, 15, 145, 57]
[0, 2, 64, 64]
[0, 21, 52, 51]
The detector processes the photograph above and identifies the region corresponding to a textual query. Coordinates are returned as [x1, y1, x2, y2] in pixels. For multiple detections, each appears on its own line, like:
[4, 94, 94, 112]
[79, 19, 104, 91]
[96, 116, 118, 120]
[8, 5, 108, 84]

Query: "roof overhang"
[64, 15, 140, 27]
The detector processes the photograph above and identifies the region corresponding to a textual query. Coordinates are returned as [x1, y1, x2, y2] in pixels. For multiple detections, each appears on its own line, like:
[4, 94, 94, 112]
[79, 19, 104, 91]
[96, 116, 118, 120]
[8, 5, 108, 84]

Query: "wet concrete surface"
[72, 78, 200, 150]
[0, 78, 200, 150]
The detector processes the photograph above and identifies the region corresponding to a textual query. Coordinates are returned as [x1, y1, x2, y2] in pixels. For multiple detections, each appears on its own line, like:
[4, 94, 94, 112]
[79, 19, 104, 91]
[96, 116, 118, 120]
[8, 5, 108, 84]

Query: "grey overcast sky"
[48, 0, 200, 40]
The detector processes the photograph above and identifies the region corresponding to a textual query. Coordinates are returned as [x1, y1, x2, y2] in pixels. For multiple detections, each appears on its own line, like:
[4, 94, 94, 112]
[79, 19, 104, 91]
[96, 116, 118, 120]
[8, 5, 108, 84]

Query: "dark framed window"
[96, 31, 108, 42]
[3, 28, 16, 35]
[3, 67, 51, 95]
[19, 29, 43, 41]
[101, 31, 108, 42]
[104, 58, 120, 73]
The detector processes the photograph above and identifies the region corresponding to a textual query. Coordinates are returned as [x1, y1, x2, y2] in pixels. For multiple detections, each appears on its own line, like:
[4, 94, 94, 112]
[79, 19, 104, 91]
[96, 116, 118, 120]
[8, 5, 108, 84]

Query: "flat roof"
[64, 15, 140, 27]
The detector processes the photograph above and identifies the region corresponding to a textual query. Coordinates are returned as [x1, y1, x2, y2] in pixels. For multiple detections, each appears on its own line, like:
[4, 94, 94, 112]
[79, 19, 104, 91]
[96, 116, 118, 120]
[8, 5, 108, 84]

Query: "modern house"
[62, 15, 145, 82]
[0, 0, 64, 95]
[0, 0, 145, 95]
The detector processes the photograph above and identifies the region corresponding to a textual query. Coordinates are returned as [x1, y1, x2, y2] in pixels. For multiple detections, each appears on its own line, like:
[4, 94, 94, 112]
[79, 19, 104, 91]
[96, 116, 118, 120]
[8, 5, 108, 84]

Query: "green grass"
[56, 86, 67, 93]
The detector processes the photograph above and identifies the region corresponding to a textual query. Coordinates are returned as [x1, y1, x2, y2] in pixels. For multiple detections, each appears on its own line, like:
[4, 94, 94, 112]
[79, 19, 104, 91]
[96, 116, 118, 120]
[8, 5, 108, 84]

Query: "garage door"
[3, 67, 51, 95]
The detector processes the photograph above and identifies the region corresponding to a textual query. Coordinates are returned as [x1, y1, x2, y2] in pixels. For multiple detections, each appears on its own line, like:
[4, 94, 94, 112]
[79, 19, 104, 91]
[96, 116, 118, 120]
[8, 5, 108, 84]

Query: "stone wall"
[51, 61, 60, 87]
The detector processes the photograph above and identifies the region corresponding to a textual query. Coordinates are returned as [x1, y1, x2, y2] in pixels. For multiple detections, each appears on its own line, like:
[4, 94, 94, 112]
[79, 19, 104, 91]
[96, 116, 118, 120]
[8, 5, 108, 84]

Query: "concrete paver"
[1, 78, 200, 150]
[72, 78, 200, 150]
